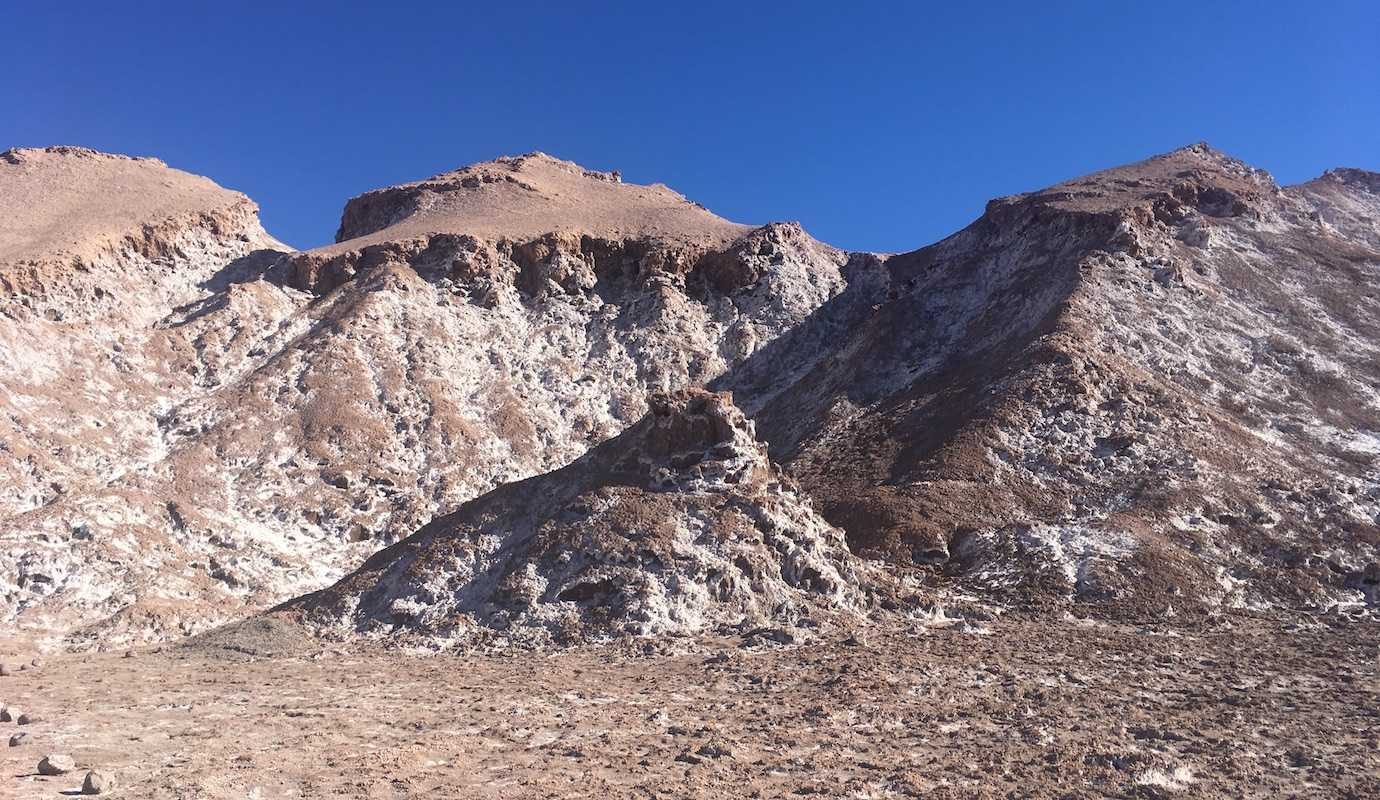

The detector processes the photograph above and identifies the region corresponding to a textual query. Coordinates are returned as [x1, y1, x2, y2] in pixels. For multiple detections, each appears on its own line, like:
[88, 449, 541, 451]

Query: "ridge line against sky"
[4, 1, 1377, 252]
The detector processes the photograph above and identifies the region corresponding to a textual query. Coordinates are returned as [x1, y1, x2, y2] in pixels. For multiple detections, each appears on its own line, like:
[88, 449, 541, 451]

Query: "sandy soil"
[2, 614, 1376, 799]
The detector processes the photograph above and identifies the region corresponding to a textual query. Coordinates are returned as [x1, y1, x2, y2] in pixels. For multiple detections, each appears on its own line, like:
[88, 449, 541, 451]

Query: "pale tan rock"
[82, 769, 116, 794]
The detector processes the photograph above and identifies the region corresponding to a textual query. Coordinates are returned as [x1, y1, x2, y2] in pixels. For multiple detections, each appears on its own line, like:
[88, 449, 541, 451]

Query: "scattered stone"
[0, 706, 18, 722]
[1130, 725, 1186, 742]
[17, 712, 41, 725]
[37, 753, 75, 775]
[1287, 748, 1319, 768]
[740, 627, 796, 647]
[29, 657, 42, 669]
[0, 663, 12, 676]
[695, 742, 735, 759]
[674, 751, 704, 765]
[82, 770, 115, 794]
[9, 732, 29, 747]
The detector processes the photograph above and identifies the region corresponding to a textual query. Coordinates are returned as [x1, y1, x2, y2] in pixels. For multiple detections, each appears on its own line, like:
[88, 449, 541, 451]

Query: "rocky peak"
[330, 151, 747, 247]
[616, 389, 770, 492]
[0, 145, 285, 323]
[982, 142, 1277, 232]
[1315, 167, 1380, 193]
[291, 153, 773, 296]
[1, 145, 167, 167]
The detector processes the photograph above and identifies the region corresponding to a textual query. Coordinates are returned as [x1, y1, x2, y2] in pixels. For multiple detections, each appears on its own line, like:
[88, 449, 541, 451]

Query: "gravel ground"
[2, 613, 1376, 798]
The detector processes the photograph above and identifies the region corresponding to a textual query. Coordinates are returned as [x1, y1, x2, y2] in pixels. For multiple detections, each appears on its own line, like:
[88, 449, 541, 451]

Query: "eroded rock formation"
[2, 143, 1377, 650]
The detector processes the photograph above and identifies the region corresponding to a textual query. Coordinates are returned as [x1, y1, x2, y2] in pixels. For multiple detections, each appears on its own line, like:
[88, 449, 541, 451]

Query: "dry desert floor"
[2, 614, 1378, 799]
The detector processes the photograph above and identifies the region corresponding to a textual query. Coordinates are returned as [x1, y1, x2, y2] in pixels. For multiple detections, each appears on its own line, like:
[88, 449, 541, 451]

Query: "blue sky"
[5, 1, 1377, 252]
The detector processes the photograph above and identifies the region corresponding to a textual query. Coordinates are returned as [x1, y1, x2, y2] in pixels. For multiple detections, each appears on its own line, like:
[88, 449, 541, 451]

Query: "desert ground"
[3, 612, 1376, 799]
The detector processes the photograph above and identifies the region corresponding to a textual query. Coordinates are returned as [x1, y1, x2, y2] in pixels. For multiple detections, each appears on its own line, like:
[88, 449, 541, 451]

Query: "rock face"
[0, 149, 854, 647]
[2, 142, 1377, 650]
[736, 144, 1380, 615]
[283, 389, 873, 647]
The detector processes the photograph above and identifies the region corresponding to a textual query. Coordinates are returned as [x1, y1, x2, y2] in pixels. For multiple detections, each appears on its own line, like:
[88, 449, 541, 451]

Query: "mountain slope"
[3, 143, 1376, 651]
[0, 150, 858, 647]
[733, 144, 1380, 615]
[282, 389, 877, 647]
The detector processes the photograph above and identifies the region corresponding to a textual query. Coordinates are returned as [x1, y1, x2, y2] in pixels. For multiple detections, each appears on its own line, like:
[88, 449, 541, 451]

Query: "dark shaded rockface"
[286, 223, 824, 300]
[731, 144, 1380, 617]
[283, 390, 875, 647]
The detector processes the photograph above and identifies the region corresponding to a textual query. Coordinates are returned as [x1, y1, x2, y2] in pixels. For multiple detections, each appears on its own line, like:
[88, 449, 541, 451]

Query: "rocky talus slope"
[283, 389, 876, 647]
[1, 143, 1376, 652]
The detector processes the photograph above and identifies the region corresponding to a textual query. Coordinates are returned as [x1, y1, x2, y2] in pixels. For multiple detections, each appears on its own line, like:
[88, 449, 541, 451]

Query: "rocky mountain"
[0, 149, 855, 647]
[2, 143, 1376, 651]
[735, 145, 1380, 617]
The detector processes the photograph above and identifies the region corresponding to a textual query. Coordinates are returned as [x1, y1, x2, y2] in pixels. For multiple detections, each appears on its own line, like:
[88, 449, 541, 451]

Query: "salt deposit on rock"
[738, 144, 1380, 617]
[283, 389, 876, 647]
[2, 142, 1377, 651]
[1, 149, 851, 647]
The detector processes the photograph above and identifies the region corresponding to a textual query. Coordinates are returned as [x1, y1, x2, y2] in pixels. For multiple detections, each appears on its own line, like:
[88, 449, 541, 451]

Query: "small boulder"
[9, 732, 29, 747]
[17, 712, 41, 725]
[82, 770, 115, 794]
[29, 657, 42, 669]
[37, 753, 75, 775]
[0, 663, 12, 676]
[0, 706, 17, 722]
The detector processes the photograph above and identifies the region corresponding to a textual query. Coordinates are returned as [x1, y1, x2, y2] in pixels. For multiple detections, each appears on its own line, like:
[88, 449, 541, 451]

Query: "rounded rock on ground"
[0, 706, 18, 722]
[9, 732, 29, 747]
[0, 663, 12, 676]
[82, 770, 115, 794]
[29, 657, 42, 669]
[17, 712, 41, 725]
[37, 753, 75, 775]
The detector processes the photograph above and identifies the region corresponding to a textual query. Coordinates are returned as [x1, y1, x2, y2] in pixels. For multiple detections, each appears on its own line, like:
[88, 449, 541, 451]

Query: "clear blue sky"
[5, 1, 1377, 252]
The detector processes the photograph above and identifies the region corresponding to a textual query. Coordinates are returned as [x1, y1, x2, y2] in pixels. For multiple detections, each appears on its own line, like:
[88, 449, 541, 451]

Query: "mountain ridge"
[1, 141, 1376, 650]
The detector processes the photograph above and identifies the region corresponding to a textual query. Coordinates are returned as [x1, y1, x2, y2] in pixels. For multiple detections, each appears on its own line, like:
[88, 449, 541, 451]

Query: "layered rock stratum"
[1, 143, 1377, 651]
